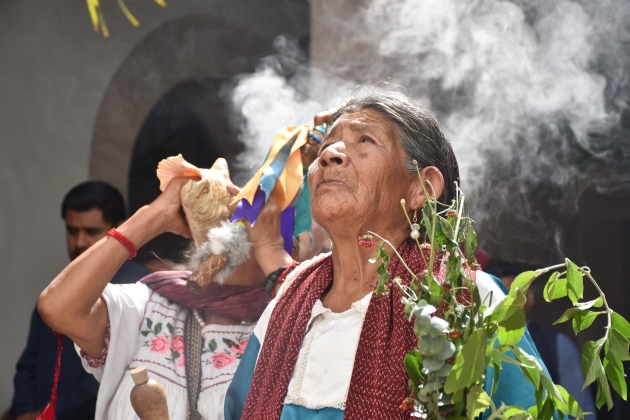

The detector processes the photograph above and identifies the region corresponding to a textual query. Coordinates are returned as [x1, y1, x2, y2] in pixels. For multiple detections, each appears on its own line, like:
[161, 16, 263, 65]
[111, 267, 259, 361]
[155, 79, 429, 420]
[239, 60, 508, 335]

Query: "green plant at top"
[364, 160, 629, 420]
[85, 0, 166, 38]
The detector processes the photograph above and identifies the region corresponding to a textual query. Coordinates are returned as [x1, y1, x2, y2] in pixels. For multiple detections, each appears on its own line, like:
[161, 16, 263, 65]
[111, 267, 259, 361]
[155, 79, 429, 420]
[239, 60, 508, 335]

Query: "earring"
[410, 210, 420, 240]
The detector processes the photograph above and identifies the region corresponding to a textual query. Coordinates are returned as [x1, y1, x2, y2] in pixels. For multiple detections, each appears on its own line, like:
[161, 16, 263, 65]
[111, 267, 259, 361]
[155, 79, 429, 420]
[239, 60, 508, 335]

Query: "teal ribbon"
[293, 173, 312, 243]
[259, 135, 296, 202]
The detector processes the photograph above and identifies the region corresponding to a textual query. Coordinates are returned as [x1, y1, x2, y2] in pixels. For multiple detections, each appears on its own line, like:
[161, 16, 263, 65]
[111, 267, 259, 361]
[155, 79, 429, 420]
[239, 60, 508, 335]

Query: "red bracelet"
[272, 260, 300, 298]
[107, 228, 138, 260]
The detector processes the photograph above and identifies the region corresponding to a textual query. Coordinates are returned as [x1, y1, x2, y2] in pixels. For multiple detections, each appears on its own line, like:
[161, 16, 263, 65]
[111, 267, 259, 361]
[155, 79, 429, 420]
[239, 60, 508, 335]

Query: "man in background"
[7, 181, 149, 420]
[487, 261, 596, 420]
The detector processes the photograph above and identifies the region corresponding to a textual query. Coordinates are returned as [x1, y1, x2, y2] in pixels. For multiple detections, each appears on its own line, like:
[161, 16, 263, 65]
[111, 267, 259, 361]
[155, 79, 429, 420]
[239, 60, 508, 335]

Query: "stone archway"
[88, 5, 309, 198]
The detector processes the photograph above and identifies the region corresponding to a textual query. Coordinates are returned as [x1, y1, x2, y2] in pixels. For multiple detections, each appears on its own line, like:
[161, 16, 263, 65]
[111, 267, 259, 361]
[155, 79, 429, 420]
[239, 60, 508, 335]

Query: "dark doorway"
[128, 77, 242, 263]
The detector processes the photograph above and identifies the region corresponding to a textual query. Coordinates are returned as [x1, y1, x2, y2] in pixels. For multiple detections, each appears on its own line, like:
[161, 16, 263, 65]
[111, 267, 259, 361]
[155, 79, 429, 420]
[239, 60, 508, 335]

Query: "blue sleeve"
[224, 332, 261, 420]
[10, 308, 42, 417]
[482, 275, 566, 420]
[111, 260, 150, 285]
[556, 334, 596, 420]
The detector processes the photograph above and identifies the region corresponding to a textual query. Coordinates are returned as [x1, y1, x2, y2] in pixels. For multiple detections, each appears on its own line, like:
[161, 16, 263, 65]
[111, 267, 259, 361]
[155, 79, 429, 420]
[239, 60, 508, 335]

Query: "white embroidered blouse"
[75, 282, 255, 420]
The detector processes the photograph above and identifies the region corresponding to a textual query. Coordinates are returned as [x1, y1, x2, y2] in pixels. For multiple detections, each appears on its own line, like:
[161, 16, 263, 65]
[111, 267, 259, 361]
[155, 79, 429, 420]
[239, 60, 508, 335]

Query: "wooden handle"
[187, 253, 228, 294]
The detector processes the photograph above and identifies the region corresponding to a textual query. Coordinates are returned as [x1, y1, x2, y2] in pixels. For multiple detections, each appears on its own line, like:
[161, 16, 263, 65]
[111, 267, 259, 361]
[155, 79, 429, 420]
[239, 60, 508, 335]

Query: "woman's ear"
[408, 166, 445, 210]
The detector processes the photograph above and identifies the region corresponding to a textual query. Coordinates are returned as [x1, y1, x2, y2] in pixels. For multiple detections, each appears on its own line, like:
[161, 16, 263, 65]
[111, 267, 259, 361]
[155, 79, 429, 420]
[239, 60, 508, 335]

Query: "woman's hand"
[245, 199, 294, 277]
[150, 177, 193, 238]
[313, 99, 351, 126]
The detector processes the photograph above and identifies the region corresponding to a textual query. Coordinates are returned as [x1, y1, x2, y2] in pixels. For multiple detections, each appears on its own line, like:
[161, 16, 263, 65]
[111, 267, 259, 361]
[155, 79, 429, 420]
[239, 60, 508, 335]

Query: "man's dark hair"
[61, 181, 127, 226]
[326, 83, 460, 208]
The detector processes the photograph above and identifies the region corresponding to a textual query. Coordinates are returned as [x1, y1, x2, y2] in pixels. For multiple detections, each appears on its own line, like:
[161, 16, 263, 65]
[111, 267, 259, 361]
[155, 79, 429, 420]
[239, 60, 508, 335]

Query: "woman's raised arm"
[38, 177, 192, 358]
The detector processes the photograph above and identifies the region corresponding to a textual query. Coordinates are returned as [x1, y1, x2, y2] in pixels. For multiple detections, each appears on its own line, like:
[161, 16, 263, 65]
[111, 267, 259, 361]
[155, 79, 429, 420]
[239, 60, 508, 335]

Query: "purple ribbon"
[281, 206, 295, 254]
[231, 188, 266, 225]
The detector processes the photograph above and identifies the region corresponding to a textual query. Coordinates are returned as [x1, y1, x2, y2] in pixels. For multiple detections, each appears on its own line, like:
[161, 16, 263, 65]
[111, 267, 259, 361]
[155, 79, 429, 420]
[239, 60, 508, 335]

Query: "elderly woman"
[224, 87, 551, 419]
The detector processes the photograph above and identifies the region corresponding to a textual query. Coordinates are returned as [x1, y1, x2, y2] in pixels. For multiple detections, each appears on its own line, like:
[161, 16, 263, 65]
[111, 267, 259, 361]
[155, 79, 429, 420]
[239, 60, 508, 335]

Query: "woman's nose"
[318, 142, 348, 168]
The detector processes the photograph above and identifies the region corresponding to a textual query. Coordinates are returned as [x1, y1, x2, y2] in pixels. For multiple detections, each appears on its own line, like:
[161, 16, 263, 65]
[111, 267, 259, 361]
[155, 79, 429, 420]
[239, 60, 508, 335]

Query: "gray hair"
[326, 83, 460, 208]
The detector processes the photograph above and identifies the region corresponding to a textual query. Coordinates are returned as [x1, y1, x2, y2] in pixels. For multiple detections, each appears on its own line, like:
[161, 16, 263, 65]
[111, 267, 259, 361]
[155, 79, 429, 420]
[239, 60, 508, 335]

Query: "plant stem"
[453, 190, 465, 241]
[367, 231, 418, 281]
[583, 270, 612, 342]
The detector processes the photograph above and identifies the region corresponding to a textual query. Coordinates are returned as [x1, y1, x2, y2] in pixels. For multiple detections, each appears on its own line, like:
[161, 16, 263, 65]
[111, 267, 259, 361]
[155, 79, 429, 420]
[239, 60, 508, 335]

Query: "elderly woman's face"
[309, 109, 416, 233]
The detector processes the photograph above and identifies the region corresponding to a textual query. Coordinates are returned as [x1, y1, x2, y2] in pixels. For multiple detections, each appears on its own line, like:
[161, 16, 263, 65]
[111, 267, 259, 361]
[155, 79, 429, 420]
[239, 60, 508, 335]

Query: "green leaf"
[154, 323, 162, 335]
[502, 407, 530, 418]
[484, 295, 507, 319]
[553, 307, 582, 325]
[493, 349, 530, 367]
[488, 293, 526, 324]
[404, 350, 423, 391]
[540, 371, 564, 403]
[538, 396, 556, 420]
[491, 355, 501, 397]
[465, 386, 492, 418]
[452, 388, 465, 404]
[596, 374, 614, 410]
[146, 318, 153, 329]
[432, 217, 451, 249]
[572, 310, 600, 334]
[535, 383, 544, 412]
[428, 278, 444, 307]
[223, 338, 235, 348]
[604, 353, 627, 400]
[553, 385, 584, 419]
[520, 362, 541, 390]
[464, 223, 477, 261]
[612, 312, 630, 339]
[444, 329, 487, 394]
[208, 339, 217, 352]
[141, 330, 150, 337]
[497, 308, 526, 345]
[576, 297, 603, 310]
[566, 258, 584, 305]
[543, 273, 567, 302]
[166, 322, 174, 334]
[445, 254, 461, 285]
[582, 340, 605, 388]
[508, 271, 536, 298]
[609, 329, 630, 361]
[421, 202, 434, 234]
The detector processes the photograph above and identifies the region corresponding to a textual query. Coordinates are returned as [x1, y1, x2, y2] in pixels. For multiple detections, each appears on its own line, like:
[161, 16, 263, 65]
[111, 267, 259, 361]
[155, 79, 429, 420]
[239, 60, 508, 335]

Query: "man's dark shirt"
[9, 260, 149, 420]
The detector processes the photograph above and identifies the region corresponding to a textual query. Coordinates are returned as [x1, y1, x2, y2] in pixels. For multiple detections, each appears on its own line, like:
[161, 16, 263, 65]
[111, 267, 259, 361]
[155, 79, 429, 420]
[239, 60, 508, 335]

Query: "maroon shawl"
[242, 240, 434, 419]
[140, 270, 270, 321]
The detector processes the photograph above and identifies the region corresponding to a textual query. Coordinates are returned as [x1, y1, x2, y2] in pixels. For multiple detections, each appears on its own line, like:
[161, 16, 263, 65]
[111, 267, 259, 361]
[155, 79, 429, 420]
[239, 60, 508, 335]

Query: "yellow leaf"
[117, 0, 140, 27]
[86, 0, 100, 31]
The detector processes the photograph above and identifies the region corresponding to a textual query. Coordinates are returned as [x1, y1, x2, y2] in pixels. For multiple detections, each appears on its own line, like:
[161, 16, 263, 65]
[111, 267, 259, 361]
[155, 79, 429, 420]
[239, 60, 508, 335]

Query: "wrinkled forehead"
[325, 109, 397, 142]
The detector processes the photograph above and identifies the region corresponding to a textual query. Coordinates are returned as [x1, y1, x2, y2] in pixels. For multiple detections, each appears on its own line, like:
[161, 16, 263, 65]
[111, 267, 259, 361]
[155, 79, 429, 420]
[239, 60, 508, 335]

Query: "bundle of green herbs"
[365, 161, 629, 420]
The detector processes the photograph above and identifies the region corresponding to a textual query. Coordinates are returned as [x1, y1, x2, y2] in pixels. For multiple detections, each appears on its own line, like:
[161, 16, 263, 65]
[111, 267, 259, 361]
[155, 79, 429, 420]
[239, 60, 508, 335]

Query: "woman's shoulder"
[253, 252, 331, 345]
[276, 251, 332, 299]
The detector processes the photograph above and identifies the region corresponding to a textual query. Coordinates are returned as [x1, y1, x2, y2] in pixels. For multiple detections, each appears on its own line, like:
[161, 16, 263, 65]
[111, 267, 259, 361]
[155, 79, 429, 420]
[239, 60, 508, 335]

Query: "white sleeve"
[476, 271, 506, 307]
[75, 282, 150, 385]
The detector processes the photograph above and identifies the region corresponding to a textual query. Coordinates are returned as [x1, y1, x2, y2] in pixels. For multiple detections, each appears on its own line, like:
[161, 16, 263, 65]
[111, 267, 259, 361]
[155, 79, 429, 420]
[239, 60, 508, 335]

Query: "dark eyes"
[318, 136, 375, 154]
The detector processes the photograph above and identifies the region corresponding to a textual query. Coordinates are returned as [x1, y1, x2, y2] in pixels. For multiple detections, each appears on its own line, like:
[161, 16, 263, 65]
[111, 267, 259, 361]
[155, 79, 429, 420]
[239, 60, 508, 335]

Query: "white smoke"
[226, 0, 630, 257]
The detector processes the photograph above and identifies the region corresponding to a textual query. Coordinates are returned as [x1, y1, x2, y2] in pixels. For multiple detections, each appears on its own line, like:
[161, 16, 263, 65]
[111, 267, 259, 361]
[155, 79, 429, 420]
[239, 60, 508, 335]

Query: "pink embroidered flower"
[172, 335, 184, 353]
[150, 336, 170, 354]
[211, 352, 236, 369]
[177, 353, 186, 367]
[231, 339, 249, 355]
